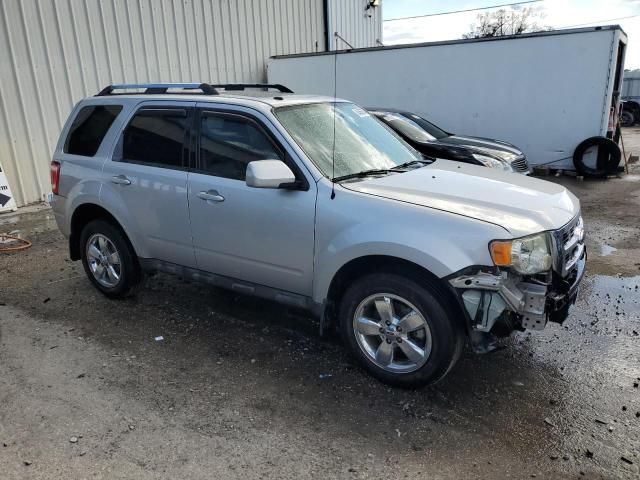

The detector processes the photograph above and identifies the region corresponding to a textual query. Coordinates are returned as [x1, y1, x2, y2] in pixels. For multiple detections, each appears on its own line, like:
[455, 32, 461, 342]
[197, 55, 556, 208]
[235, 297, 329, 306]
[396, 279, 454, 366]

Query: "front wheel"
[339, 273, 464, 387]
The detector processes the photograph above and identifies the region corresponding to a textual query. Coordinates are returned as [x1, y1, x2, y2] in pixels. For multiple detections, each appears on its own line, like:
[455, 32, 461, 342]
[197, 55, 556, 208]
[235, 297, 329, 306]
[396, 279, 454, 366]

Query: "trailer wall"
[269, 27, 627, 169]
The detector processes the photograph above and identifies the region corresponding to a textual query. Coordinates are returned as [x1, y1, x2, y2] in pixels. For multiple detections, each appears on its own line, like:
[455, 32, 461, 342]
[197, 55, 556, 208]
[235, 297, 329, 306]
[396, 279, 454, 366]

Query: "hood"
[438, 135, 523, 161]
[342, 160, 579, 237]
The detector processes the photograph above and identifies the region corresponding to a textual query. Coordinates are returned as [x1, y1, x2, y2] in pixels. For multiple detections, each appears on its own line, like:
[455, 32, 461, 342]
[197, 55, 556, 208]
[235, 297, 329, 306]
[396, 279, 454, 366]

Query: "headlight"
[472, 153, 514, 172]
[489, 233, 552, 274]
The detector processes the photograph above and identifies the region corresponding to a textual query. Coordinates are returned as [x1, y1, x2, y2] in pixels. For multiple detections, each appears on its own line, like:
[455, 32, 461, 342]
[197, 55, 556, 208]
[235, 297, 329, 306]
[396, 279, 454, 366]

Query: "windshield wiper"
[332, 169, 394, 182]
[333, 160, 430, 183]
[391, 159, 431, 170]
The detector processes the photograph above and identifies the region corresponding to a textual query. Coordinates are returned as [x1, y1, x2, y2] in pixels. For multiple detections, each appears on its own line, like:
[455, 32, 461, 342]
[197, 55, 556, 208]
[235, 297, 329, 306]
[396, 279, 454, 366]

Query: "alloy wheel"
[86, 233, 122, 288]
[352, 293, 432, 373]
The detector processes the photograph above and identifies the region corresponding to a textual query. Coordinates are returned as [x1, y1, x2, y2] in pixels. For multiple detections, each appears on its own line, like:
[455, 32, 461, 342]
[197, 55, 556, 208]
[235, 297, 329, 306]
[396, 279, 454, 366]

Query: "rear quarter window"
[64, 105, 122, 156]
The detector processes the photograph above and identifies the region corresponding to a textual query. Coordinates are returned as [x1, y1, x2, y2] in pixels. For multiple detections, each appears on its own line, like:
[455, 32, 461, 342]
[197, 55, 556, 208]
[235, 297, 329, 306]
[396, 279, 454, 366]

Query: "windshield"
[403, 113, 449, 140]
[274, 102, 422, 179]
[376, 112, 438, 143]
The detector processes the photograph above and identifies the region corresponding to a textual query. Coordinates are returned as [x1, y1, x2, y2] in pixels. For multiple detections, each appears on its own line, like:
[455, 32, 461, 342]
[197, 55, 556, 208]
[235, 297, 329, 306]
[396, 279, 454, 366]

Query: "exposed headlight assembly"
[472, 153, 514, 172]
[489, 232, 552, 274]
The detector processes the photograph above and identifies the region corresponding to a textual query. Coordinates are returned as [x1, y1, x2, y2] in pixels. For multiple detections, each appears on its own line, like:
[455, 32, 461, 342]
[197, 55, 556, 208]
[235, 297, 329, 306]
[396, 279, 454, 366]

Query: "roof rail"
[210, 83, 294, 93]
[96, 83, 218, 96]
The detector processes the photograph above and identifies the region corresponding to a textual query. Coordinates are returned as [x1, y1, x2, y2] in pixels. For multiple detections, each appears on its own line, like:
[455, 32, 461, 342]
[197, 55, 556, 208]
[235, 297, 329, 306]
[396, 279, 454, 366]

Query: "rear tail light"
[50, 161, 61, 195]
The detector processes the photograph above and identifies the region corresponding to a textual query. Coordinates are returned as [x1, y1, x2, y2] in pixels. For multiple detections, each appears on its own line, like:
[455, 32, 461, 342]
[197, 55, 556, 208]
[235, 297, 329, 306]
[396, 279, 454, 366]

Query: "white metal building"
[0, 0, 382, 207]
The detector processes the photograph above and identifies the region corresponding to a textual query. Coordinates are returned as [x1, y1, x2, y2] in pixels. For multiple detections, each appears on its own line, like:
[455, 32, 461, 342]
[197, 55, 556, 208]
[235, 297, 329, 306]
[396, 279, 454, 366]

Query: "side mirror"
[246, 160, 296, 189]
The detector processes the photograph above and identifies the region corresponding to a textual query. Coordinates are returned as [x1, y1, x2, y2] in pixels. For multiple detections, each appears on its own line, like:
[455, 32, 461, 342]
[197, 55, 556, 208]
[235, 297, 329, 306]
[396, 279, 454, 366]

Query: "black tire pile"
[573, 136, 621, 178]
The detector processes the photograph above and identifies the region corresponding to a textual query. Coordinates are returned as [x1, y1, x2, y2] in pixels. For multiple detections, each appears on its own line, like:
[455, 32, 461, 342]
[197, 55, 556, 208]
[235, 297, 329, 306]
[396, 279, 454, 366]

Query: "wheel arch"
[69, 203, 138, 261]
[321, 254, 469, 336]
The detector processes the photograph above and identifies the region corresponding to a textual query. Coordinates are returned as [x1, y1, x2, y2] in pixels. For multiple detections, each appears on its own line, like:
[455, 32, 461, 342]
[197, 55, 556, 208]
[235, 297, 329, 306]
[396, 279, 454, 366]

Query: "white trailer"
[268, 26, 627, 170]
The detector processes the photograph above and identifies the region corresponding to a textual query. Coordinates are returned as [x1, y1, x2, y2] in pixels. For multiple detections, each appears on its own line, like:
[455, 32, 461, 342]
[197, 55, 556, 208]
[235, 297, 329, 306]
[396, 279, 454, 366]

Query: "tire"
[80, 219, 142, 298]
[573, 136, 621, 178]
[339, 273, 464, 388]
[620, 110, 635, 128]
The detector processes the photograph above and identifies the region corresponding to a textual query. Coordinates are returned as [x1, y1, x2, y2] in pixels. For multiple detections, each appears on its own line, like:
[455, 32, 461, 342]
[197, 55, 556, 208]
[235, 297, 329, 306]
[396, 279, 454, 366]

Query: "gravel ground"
[1, 129, 639, 479]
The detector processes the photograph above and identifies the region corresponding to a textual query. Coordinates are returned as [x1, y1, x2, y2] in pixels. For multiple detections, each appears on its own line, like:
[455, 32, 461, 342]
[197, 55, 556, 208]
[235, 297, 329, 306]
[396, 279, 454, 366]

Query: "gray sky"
[383, 0, 640, 69]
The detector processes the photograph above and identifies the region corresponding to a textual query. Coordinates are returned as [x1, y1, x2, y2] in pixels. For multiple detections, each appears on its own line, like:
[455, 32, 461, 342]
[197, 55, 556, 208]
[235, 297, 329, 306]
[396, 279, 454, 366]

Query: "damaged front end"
[448, 214, 586, 353]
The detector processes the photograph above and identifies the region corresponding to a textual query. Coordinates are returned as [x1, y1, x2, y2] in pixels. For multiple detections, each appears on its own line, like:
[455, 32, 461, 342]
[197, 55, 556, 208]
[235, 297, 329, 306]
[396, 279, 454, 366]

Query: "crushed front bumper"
[448, 250, 586, 334]
[548, 251, 586, 323]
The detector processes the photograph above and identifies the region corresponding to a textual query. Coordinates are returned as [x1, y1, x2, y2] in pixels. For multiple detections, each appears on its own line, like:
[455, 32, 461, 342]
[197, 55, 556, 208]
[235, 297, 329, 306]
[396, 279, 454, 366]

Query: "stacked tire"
[573, 136, 621, 178]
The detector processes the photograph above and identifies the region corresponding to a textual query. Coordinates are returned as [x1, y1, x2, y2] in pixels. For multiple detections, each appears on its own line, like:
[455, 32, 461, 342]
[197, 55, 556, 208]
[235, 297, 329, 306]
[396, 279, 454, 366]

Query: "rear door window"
[122, 108, 189, 168]
[64, 105, 122, 156]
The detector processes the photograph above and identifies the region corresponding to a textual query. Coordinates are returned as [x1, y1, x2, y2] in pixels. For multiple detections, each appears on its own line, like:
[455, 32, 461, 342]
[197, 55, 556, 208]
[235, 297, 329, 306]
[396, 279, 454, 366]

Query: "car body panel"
[101, 162, 196, 267]
[311, 179, 509, 304]
[341, 160, 578, 238]
[189, 171, 316, 295]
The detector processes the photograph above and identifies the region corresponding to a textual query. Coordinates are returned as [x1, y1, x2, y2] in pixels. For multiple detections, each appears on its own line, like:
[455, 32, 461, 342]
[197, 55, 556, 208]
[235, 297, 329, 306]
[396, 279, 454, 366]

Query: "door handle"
[197, 190, 225, 202]
[111, 175, 131, 186]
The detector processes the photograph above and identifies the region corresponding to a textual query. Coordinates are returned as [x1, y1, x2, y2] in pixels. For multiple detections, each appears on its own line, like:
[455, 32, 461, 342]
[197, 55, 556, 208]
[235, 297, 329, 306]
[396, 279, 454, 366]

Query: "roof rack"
[96, 83, 218, 96]
[210, 83, 294, 93]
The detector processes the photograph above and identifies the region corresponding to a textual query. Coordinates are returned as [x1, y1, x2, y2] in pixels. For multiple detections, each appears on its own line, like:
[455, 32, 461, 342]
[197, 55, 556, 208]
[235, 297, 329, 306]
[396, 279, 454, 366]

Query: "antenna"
[330, 47, 337, 200]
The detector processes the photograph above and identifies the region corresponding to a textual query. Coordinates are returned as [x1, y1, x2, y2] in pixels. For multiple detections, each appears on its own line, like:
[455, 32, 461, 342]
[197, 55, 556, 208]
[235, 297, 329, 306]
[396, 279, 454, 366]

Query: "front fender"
[312, 182, 509, 304]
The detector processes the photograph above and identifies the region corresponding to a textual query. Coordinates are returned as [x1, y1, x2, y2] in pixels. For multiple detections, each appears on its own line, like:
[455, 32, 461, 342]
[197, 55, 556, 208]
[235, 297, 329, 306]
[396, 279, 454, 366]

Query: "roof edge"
[271, 25, 626, 60]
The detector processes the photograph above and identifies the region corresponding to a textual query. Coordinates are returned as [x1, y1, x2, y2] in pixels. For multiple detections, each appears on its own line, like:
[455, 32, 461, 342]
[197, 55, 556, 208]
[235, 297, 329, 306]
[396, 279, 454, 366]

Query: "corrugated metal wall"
[329, 0, 382, 49]
[2, 0, 373, 207]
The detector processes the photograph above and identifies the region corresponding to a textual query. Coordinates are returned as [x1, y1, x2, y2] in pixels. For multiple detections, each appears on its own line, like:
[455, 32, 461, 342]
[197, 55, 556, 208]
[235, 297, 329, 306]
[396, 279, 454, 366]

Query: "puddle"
[599, 244, 618, 256]
[574, 274, 640, 334]
[590, 273, 640, 294]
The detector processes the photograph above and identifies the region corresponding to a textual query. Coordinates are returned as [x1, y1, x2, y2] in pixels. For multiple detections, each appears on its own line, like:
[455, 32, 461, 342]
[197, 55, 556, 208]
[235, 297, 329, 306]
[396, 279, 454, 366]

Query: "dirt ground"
[1, 129, 639, 479]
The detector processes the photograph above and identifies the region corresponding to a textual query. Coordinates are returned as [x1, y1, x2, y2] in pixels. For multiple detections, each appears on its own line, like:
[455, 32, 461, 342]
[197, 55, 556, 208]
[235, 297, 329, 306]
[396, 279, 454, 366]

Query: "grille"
[511, 156, 530, 173]
[552, 214, 585, 277]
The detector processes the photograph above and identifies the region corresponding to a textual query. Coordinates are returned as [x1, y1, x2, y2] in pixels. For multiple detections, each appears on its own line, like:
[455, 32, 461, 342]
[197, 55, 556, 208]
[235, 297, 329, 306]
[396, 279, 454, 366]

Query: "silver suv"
[51, 83, 586, 387]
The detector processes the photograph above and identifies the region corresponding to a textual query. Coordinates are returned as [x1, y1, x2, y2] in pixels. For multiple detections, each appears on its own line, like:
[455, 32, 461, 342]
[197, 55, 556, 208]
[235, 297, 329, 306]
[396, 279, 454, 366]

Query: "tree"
[463, 7, 549, 39]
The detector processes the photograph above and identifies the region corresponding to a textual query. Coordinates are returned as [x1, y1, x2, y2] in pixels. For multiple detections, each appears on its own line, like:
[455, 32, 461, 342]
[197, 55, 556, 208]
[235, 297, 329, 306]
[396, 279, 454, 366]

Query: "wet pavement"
[1, 134, 639, 478]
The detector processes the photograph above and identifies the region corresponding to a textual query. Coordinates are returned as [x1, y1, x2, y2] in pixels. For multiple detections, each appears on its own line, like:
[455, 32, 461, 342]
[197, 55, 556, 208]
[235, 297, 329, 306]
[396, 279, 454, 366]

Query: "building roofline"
[271, 25, 627, 60]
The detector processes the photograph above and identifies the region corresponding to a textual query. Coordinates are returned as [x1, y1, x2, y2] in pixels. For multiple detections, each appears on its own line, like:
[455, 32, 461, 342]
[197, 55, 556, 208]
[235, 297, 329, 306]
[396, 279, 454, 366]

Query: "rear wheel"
[80, 220, 142, 298]
[339, 273, 464, 387]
